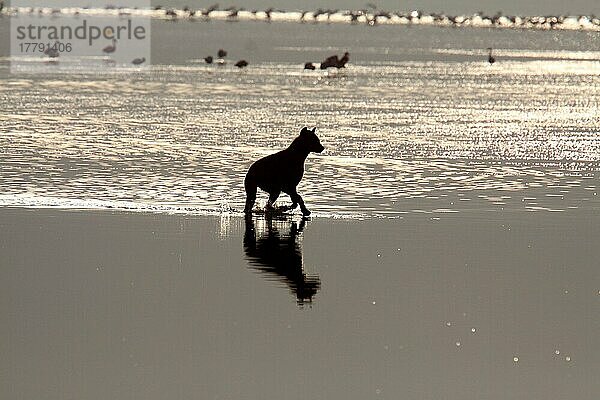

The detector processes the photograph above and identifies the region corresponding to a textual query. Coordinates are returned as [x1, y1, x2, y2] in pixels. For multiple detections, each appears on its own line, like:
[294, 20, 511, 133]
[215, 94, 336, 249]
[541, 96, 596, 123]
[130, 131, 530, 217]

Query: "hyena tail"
[244, 173, 257, 214]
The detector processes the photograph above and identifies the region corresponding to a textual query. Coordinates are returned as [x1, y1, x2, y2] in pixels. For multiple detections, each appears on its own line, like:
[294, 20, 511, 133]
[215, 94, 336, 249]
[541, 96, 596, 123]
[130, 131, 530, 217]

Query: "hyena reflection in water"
[243, 215, 321, 307]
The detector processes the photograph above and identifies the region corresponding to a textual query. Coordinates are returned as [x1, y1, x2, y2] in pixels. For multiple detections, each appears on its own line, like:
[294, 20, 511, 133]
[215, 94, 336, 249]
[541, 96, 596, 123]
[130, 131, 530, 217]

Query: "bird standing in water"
[337, 52, 350, 67]
[319, 52, 350, 69]
[487, 47, 495, 64]
[44, 44, 60, 58]
[235, 60, 248, 68]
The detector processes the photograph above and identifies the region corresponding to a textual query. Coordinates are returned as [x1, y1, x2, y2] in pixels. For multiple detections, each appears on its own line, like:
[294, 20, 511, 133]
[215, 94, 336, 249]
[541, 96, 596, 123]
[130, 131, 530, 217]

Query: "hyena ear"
[300, 126, 309, 135]
[311, 127, 317, 133]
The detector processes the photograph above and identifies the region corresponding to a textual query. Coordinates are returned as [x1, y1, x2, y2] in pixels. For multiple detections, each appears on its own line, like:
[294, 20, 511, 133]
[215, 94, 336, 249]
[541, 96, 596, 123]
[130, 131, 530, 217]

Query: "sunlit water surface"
[1, 19, 600, 217]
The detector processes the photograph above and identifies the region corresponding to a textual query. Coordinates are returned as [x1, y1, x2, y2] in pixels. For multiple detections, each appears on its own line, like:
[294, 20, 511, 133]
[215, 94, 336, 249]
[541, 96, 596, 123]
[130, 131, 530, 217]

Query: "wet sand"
[1, 207, 598, 399]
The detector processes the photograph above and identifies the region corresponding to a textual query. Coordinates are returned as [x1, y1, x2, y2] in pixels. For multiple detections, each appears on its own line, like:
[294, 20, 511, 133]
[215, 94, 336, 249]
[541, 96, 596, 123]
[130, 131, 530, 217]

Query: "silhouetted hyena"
[244, 127, 324, 216]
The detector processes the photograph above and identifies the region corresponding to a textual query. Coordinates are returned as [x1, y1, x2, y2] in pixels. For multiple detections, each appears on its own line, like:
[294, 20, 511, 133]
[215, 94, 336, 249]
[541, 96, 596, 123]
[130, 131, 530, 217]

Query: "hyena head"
[299, 126, 325, 153]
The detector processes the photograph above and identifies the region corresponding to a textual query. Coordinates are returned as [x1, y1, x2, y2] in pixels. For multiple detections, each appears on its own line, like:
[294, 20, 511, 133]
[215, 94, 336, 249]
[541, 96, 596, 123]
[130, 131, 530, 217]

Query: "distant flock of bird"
[43, 39, 355, 69]
[200, 47, 494, 70]
[41, 37, 146, 66]
[201, 49, 350, 70]
[203, 49, 248, 68]
[5, 2, 600, 32]
[152, 6, 600, 31]
[101, 38, 146, 65]
[29, 1, 505, 68]
[44, 45, 498, 69]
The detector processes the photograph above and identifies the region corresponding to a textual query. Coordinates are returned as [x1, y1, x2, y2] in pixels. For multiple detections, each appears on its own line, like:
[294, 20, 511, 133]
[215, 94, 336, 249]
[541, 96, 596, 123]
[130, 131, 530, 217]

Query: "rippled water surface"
[1, 19, 600, 217]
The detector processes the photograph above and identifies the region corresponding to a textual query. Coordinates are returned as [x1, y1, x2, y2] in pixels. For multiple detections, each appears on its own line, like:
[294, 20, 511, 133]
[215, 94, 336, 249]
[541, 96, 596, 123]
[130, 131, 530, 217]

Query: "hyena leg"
[285, 202, 298, 211]
[282, 186, 298, 210]
[244, 176, 257, 214]
[243, 214, 256, 252]
[266, 191, 280, 209]
[288, 187, 310, 216]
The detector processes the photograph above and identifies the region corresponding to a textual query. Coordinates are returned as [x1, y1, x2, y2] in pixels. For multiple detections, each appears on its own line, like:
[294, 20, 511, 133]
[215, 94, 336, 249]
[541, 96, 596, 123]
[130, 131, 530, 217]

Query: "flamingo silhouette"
[487, 47, 496, 64]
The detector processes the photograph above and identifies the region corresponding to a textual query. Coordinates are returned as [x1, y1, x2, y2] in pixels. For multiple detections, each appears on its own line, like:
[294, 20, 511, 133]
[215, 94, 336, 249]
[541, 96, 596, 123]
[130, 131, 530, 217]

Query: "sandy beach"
[1, 207, 598, 399]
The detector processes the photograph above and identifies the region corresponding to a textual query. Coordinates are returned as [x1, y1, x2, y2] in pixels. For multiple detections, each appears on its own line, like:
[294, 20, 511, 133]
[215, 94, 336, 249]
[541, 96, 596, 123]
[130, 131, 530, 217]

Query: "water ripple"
[1, 61, 600, 217]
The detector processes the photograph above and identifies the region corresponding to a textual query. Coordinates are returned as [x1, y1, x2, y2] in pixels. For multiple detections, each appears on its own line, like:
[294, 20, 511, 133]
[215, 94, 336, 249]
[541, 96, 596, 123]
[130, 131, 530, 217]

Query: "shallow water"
[1, 18, 600, 217]
[1, 208, 599, 399]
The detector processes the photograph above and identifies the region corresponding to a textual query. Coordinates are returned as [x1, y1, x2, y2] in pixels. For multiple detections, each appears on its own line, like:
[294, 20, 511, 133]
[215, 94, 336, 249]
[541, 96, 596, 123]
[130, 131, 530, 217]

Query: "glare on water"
[1, 22, 600, 217]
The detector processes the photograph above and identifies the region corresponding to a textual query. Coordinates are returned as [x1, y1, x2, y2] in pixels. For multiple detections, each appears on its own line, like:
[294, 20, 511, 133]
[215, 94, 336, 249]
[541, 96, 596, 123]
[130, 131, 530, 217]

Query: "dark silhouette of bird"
[265, 7, 274, 20]
[487, 47, 496, 64]
[304, 62, 316, 70]
[325, 9, 339, 21]
[44, 44, 60, 58]
[204, 56, 213, 64]
[375, 10, 391, 19]
[217, 49, 227, 58]
[320, 52, 350, 69]
[102, 39, 117, 54]
[235, 60, 248, 68]
[201, 3, 219, 16]
[183, 6, 196, 17]
[320, 54, 339, 69]
[338, 52, 350, 67]
[347, 11, 360, 23]
[314, 8, 325, 19]
[225, 6, 238, 18]
[132, 57, 145, 65]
